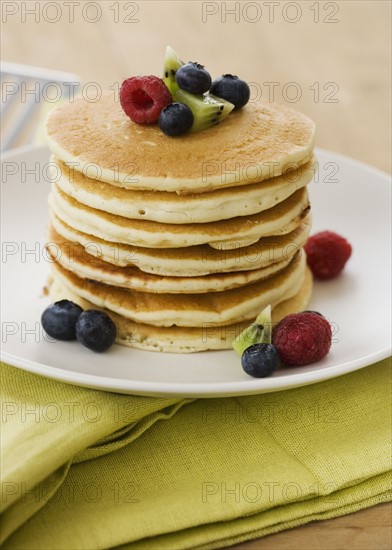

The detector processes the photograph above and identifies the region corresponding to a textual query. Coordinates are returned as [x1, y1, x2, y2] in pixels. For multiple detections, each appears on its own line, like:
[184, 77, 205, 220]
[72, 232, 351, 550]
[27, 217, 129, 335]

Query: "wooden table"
[2, 1, 391, 548]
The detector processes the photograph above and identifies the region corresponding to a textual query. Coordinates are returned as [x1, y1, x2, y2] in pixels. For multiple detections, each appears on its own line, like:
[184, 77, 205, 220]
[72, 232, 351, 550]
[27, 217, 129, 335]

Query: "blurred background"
[1, 1, 391, 548]
[1, 0, 391, 171]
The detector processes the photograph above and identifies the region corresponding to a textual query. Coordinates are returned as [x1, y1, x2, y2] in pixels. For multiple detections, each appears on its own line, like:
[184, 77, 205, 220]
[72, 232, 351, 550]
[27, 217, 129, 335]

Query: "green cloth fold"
[1, 358, 391, 549]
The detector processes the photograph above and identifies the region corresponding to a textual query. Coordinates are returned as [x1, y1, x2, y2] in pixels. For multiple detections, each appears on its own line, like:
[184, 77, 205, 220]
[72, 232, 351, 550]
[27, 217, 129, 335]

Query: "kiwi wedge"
[174, 88, 234, 133]
[163, 46, 235, 133]
[163, 45, 183, 95]
[232, 305, 272, 356]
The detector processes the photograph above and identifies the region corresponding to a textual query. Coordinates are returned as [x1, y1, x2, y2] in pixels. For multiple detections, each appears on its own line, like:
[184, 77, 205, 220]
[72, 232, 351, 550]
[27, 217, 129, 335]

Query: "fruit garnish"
[76, 310, 117, 352]
[232, 305, 272, 356]
[163, 45, 183, 95]
[241, 343, 281, 378]
[176, 62, 212, 94]
[41, 300, 117, 352]
[256, 304, 272, 344]
[272, 312, 332, 366]
[120, 47, 248, 134]
[159, 102, 194, 136]
[120, 75, 172, 124]
[41, 300, 83, 341]
[232, 323, 265, 356]
[163, 46, 235, 133]
[304, 230, 352, 280]
[210, 74, 250, 109]
[173, 88, 234, 133]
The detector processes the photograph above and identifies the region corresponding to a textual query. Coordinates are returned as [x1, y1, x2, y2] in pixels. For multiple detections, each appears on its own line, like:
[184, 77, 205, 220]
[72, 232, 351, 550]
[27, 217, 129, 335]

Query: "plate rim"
[1, 145, 391, 397]
[1, 346, 391, 398]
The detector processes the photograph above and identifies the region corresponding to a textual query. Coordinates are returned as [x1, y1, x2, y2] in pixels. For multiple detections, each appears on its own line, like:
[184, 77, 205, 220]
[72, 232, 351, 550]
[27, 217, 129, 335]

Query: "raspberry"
[120, 76, 172, 124]
[272, 312, 332, 366]
[304, 231, 352, 280]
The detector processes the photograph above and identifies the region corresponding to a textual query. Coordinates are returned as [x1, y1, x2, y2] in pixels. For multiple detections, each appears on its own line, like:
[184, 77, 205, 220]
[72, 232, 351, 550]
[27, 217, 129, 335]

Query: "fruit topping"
[173, 88, 234, 133]
[163, 45, 183, 95]
[241, 343, 281, 378]
[232, 305, 272, 356]
[75, 310, 117, 352]
[176, 61, 212, 94]
[233, 306, 333, 377]
[159, 102, 194, 136]
[120, 75, 172, 124]
[41, 300, 83, 340]
[304, 230, 352, 280]
[120, 47, 250, 135]
[272, 312, 332, 366]
[210, 74, 250, 109]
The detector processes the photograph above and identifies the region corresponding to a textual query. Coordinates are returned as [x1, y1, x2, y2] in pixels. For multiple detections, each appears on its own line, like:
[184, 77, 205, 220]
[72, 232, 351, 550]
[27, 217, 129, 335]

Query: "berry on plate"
[175, 62, 212, 94]
[241, 343, 280, 378]
[272, 312, 332, 367]
[304, 230, 352, 280]
[120, 75, 172, 124]
[159, 102, 194, 136]
[210, 74, 250, 109]
[41, 300, 83, 341]
[75, 310, 117, 352]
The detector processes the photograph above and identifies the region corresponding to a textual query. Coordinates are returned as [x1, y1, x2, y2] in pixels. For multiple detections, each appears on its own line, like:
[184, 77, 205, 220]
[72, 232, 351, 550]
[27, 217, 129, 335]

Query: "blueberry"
[175, 62, 212, 94]
[41, 300, 83, 341]
[159, 102, 194, 136]
[241, 343, 280, 378]
[210, 74, 250, 109]
[75, 310, 117, 352]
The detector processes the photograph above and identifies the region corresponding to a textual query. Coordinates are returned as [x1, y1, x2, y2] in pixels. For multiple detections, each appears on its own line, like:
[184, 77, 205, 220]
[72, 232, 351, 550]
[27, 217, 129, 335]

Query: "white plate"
[1, 146, 391, 397]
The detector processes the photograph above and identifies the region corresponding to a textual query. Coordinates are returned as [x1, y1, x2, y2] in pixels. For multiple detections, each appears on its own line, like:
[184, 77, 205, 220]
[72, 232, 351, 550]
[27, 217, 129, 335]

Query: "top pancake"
[45, 92, 315, 194]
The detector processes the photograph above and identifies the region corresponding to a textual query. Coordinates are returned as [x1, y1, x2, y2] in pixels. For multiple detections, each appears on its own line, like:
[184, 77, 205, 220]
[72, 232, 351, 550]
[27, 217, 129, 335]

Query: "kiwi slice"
[163, 46, 235, 133]
[255, 304, 272, 344]
[232, 305, 272, 356]
[173, 88, 234, 133]
[163, 45, 183, 95]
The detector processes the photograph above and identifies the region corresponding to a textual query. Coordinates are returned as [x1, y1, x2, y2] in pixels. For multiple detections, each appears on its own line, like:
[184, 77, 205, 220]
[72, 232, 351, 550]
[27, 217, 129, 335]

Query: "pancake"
[47, 224, 294, 294]
[49, 184, 310, 249]
[45, 92, 315, 193]
[44, 80, 316, 354]
[52, 156, 314, 224]
[49, 252, 306, 327]
[50, 211, 312, 276]
[48, 267, 313, 352]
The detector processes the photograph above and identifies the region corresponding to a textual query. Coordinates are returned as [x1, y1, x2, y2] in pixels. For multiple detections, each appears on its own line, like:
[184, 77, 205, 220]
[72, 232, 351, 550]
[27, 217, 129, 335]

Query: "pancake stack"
[44, 92, 315, 352]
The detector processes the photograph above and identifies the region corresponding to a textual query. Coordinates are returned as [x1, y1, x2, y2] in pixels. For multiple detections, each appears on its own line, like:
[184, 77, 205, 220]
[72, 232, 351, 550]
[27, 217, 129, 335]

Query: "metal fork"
[1, 62, 80, 151]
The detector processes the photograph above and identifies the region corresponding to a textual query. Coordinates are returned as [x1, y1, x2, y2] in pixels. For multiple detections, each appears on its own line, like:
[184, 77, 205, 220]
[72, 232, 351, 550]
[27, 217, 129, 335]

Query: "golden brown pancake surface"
[45, 92, 315, 193]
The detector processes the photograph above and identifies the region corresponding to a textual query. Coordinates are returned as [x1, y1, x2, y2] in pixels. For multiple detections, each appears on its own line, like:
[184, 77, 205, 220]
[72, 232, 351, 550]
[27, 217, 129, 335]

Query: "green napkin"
[1, 358, 391, 549]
